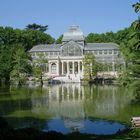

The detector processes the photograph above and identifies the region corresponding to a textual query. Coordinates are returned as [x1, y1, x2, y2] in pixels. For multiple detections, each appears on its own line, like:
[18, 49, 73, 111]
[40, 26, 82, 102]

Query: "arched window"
[51, 63, 56, 74]
[61, 44, 82, 56]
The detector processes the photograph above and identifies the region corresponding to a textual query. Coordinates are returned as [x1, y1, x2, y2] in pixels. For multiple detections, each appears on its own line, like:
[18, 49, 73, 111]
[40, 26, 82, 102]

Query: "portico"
[48, 57, 83, 76]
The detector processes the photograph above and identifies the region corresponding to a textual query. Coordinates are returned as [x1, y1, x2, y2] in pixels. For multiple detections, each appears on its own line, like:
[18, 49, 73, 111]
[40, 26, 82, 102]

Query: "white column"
[49, 62, 51, 75]
[81, 62, 84, 76]
[72, 61, 74, 74]
[56, 61, 59, 75]
[67, 62, 69, 74]
[62, 61, 64, 75]
[78, 61, 80, 74]
[46, 63, 48, 73]
[112, 62, 115, 72]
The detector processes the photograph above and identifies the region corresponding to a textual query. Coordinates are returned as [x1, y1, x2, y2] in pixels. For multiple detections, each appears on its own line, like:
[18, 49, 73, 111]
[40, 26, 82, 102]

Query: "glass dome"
[62, 25, 85, 42]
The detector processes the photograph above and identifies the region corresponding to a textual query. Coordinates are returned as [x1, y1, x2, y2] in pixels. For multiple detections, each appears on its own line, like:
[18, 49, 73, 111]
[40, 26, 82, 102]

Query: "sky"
[0, 0, 139, 39]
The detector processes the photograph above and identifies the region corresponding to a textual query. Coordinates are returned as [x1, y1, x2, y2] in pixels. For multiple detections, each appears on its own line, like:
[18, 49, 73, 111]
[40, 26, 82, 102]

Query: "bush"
[129, 128, 140, 138]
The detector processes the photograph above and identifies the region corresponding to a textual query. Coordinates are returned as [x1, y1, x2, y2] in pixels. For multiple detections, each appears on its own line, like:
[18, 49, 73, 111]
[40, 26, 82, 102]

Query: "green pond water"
[0, 84, 140, 134]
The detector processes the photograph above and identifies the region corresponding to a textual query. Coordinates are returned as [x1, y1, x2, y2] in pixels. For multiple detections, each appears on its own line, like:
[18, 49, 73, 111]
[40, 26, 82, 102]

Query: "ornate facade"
[30, 25, 124, 82]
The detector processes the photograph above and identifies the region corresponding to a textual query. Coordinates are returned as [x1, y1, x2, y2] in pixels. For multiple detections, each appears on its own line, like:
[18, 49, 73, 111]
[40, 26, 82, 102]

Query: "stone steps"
[53, 74, 81, 83]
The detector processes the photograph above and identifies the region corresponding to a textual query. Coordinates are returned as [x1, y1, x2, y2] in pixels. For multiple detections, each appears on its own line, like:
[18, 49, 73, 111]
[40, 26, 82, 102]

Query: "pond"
[0, 84, 140, 135]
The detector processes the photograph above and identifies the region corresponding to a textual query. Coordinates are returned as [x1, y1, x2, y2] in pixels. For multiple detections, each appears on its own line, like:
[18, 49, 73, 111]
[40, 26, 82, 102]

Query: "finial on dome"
[69, 25, 79, 31]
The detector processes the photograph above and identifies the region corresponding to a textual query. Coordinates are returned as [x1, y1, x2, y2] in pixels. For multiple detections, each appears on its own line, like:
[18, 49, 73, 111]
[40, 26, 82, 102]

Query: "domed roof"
[62, 25, 85, 42]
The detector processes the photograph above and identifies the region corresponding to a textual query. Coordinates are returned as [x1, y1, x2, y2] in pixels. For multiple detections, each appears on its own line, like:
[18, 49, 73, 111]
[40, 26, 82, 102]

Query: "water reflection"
[30, 84, 128, 134]
[48, 84, 84, 119]
[0, 84, 140, 134]
[94, 87, 117, 115]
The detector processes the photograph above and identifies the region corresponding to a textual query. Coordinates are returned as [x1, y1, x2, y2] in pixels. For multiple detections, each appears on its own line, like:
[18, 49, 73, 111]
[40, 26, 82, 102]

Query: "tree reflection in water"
[0, 84, 140, 134]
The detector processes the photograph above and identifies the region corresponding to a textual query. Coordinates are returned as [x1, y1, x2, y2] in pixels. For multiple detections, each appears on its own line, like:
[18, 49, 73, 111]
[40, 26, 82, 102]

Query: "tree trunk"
[0, 79, 2, 86]
[40, 74, 43, 87]
[18, 80, 22, 87]
[4, 75, 10, 86]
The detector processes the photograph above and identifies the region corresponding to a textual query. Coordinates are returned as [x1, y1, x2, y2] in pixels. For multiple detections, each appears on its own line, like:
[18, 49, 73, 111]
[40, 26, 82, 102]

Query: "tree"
[86, 33, 105, 43]
[85, 33, 95, 43]
[56, 35, 63, 44]
[128, 1, 140, 79]
[0, 25, 55, 85]
[0, 45, 14, 84]
[0, 26, 55, 51]
[83, 52, 97, 80]
[86, 32, 116, 43]
[133, 1, 140, 13]
[33, 53, 48, 87]
[105, 31, 115, 42]
[118, 1, 140, 87]
[10, 45, 32, 86]
[0, 26, 16, 45]
[131, 1, 140, 102]
[22, 30, 55, 51]
[26, 23, 48, 32]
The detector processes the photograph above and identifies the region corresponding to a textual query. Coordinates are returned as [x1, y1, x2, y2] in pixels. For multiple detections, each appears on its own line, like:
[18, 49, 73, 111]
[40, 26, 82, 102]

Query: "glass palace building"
[30, 25, 124, 82]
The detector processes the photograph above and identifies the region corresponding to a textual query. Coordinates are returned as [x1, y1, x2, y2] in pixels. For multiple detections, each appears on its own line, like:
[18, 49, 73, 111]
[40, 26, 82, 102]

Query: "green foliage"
[19, 29, 55, 51]
[118, 72, 132, 86]
[85, 27, 131, 44]
[130, 80, 140, 104]
[118, 1, 140, 88]
[0, 24, 54, 84]
[83, 53, 114, 80]
[33, 53, 48, 86]
[86, 33, 106, 43]
[129, 128, 140, 138]
[83, 52, 97, 80]
[133, 1, 140, 13]
[10, 45, 32, 86]
[0, 44, 17, 83]
[0, 27, 16, 45]
[0, 25, 55, 51]
[26, 23, 48, 32]
[56, 35, 63, 44]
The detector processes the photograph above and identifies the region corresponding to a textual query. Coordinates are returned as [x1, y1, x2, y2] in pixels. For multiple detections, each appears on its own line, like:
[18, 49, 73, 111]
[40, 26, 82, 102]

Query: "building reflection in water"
[30, 84, 130, 133]
[47, 84, 85, 131]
